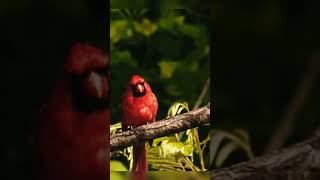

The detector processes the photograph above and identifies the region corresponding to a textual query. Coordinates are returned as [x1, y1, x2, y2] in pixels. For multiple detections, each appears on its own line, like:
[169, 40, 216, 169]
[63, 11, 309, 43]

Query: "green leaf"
[110, 20, 129, 44]
[174, 16, 185, 25]
[133, 18, 158, 37]
[158, 17, 176, 32]
[215, 142, 239, 167]
[152, 136, 193, 158]
[148, 139, 193, 171]
[110, 160, 128, 171]
[167, 102, 189, 118]
[161, 139, 193, 158]
[152, 136, 176, 147]
[110, 172, 125, 180]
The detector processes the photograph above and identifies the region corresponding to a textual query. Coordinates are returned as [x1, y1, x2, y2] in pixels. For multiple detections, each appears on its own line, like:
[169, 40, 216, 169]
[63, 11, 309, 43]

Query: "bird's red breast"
[121, 75, 158, 130]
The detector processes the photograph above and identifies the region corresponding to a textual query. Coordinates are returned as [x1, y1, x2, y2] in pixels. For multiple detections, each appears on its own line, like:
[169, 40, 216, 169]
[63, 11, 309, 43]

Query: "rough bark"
[211, 129, 320, 180]
[110, 103, 210, 151]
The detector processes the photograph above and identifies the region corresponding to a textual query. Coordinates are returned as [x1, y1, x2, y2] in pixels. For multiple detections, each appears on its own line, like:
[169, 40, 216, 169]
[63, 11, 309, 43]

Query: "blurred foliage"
[109, 9, 210, 171]
[110, 9, 210, 124]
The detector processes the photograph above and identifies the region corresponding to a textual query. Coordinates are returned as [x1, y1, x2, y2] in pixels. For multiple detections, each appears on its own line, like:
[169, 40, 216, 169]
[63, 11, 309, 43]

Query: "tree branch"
[211, 128, 320, 180]
[110, 103, 210, 151]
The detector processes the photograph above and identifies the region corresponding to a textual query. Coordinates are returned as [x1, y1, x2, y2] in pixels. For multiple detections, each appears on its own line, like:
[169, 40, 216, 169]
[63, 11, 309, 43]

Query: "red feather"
[37, 43, 109, 180]
[121, 75, 158, 173]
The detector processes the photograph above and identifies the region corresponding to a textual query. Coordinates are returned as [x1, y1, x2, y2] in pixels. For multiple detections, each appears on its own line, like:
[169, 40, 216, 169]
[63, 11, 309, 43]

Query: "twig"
[265, 52, 320, 153]
[212, 128, 320, 180]
[110, 103, 210, 151]
[193, 78, 210, 111]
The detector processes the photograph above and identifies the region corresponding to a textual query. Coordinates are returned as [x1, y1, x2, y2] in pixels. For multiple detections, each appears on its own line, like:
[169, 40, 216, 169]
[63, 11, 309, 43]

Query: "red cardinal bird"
[121, 75, 158, 172]
[37, 43, 110, 180]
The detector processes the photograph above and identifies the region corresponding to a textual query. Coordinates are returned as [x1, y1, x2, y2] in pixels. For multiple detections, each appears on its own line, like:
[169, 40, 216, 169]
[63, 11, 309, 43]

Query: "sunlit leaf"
[161, 139, 193, 158]
[134, 18, 157, 37]
[152, 136, 193, 158]
[110, 160, 128, 171]
[148, 149, 183, 171]
[152, 136, 175, 147]
[177, 106, 186, 114]
[167, 102, 189, 118]
[110, 122, 122, 134]
[110, 172, 124, 180]
[110, 20, 129, 44]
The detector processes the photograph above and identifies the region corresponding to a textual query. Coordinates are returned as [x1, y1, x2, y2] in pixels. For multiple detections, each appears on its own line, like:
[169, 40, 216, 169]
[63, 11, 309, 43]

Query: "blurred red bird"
[121, 75, 158, 172]
[37, 43, 110, 180]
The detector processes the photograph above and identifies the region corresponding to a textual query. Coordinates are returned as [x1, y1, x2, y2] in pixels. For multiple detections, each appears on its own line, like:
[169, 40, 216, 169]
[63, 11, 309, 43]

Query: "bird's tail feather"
[133, 142, 147, 171]
[132, 142, 147, 180]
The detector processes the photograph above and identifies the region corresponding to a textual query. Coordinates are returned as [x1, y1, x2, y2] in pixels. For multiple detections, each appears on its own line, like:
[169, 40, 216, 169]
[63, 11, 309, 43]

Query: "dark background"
[213, 0, 320, 167]
[0, 0, 108, 179]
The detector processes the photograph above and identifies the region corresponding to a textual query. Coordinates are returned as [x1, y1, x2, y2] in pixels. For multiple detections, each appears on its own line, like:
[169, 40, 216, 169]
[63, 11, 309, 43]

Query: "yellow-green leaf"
[110, 20, 128, 44]
[167, 102, 189, 118]
[133, 18, 157, 37]
[174, 16, 185, 25]
[110, 160, 128, 171]
[160, 139, 193, 158]
[152, 136, 175, 147]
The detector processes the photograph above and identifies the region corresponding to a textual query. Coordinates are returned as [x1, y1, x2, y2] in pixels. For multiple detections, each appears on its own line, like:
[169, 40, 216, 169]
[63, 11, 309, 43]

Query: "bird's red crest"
[64, 43, 108, 75]
[130, 75, 145, 86]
